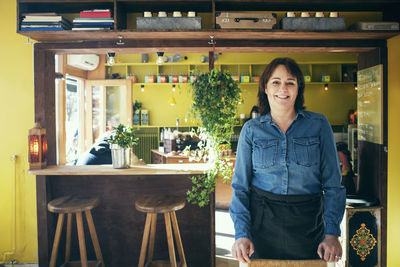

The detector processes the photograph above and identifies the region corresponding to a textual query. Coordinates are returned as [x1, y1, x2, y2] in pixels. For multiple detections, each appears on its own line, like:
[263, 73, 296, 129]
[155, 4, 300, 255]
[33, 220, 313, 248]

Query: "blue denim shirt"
[229, 110, 346, 240]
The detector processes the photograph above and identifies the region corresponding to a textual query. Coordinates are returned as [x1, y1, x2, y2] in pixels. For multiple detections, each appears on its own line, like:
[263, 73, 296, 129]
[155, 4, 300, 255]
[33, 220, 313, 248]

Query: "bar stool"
[47, 195, 105, 267]
[135, 195, 187, 267]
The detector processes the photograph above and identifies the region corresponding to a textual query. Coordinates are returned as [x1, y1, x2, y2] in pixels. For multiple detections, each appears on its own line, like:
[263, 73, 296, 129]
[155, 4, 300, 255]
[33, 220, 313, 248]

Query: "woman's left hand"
[317, 235, 342, 262]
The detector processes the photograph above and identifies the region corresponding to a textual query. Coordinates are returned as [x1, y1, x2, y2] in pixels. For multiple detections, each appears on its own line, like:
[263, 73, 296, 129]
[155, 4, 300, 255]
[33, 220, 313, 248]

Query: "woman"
[230, 58, 346, 263]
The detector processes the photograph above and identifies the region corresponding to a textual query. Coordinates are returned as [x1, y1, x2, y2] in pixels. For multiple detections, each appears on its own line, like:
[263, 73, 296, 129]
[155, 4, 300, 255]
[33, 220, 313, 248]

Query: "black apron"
[250, 185, 325, 260]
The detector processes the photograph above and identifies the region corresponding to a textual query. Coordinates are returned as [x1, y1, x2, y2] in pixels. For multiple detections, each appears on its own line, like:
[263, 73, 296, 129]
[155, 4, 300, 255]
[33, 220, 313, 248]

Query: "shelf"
[17, 29, 399, 42]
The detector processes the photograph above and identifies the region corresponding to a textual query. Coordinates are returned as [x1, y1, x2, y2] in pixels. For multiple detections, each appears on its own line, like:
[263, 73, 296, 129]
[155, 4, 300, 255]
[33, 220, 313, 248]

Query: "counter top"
[28, 164, 210, 176]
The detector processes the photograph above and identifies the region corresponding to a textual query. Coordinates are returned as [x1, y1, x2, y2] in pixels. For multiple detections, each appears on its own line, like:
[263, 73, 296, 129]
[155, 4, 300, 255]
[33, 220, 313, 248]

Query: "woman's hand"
[317, 235, 342, 262]
[232, 237, 255, 263]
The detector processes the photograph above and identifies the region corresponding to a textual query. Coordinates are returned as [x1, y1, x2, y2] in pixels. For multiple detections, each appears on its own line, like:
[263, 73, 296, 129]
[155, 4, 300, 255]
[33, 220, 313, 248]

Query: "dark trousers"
[250, 186, 325, 260]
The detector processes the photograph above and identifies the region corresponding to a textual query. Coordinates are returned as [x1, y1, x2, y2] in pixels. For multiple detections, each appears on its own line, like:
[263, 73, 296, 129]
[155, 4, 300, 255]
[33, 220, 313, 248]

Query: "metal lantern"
[28, 122, 47, 170]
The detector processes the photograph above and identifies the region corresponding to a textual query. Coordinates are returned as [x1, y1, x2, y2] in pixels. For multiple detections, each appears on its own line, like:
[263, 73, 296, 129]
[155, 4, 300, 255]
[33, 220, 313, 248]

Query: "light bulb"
[107, 52, 115, 66]
[172, 84, 176, 92]
[324, 84, 329, 91]
[168, 97, 176, 106]
[156, 52, 164, 65]
[141, 85, 145, 92]
[354, 83, 358, 90]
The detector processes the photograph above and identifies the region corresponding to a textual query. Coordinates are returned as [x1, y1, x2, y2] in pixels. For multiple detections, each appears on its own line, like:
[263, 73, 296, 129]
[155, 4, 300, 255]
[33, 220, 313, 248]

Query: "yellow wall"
[0, 0, 37, 263]
[112, 53, 357, 126]
[387, 34, 400, 266]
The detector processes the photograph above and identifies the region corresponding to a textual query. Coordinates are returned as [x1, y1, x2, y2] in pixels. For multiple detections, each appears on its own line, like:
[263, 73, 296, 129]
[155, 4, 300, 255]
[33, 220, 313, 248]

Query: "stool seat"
[136, 195, 187, 267]
[135, 195, 185, 213]
[48, 195, 100, 213]
[47, 196, 104, 267]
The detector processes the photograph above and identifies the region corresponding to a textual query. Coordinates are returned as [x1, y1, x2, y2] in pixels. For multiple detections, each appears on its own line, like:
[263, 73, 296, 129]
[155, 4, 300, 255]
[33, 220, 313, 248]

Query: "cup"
[315, 12, 324, 18]
[144, 11, 152, 17]
[329, 12, 339, 17]
[188, 11, 196, 17]
[158, 11, 167, 17]
[173, 11, 182, 17]
[301, 12, 310, 18]
[286, 12, 296, 17]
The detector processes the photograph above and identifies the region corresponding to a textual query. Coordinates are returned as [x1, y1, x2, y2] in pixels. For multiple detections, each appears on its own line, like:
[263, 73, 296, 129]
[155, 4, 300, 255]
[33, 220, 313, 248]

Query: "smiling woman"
[230, 57, 346, 264]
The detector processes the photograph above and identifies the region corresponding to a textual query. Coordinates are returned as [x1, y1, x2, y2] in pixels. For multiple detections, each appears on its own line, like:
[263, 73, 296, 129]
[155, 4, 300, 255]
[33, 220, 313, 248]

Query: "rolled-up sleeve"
[319, 115, 346, 236]
[229, 122, 254, 240]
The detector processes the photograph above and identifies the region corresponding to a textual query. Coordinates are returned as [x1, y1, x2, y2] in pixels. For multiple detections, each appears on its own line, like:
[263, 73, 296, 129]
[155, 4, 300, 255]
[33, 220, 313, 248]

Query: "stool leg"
[65, 213, 72, 263]
[49, 213, 65, 267]
[76, 212, 88, 267]
[171, 211, 187, 267]
[85, 210, 105, 267]
[138, 213, 152, 267]
[147, 213, 157, 264]
[164, 212, 177, 267]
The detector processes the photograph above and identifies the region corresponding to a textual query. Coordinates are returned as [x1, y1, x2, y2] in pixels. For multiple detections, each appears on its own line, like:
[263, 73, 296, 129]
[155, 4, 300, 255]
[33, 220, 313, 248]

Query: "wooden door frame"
[33, 39, 389, 266]
[82, 79, 133, 151]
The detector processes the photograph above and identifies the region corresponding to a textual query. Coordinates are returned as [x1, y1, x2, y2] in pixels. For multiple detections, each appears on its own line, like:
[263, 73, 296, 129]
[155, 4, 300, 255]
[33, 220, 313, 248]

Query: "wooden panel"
[36, 175, 53, 267]
[18, 30, 399, 42]
[34, 46, 57, 165]
[357, 46, 388, 267]
[37, 174, 214, 267]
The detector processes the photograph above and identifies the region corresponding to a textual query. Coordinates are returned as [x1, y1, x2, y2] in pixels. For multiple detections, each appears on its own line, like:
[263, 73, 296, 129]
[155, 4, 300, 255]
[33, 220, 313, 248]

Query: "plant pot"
[110, 144, 131, 169]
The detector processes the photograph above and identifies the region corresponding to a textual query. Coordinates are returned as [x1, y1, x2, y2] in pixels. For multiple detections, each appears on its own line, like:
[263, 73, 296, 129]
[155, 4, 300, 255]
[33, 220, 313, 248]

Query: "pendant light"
[168, 84, 177, 106]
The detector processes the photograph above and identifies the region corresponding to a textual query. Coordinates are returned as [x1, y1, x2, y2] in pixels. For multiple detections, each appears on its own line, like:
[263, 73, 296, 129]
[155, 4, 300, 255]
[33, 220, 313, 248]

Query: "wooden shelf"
[17, 29, 399, 42]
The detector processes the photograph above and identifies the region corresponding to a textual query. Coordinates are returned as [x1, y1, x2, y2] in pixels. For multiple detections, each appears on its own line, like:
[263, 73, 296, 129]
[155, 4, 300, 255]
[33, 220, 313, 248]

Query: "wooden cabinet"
[16, 0, 399, 43]
[339, 206, 382, 267]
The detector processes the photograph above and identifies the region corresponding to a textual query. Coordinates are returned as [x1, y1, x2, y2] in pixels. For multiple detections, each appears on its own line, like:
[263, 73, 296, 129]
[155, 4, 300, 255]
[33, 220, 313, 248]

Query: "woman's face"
[265, 64, 298, 113]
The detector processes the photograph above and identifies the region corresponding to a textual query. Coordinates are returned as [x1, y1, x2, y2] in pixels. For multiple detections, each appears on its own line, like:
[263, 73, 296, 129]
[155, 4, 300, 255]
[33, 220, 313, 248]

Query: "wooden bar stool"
[47, 195, 105, 267]
[135, 195, 187, 267]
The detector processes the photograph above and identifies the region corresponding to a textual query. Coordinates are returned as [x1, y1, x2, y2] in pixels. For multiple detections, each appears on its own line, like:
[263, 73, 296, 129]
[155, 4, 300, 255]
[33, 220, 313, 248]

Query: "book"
[73, 22, 114, 27]
[73, 18, 114, 23]
[21, 21, 70, 25]
[71, 27, 112, 31]
[22, 12, 58, 16]
[80, 11, 111, 18]
[23, 15, 64, 21]
[20, 27, 64, 31]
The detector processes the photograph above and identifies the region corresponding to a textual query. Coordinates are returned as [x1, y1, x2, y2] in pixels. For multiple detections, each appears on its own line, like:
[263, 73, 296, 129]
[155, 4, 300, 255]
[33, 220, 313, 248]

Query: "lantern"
[28, 122, 47, 170]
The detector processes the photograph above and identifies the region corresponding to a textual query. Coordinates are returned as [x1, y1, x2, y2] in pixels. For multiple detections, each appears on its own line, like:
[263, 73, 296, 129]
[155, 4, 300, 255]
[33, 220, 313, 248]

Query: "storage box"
[137, 17, 202, 30]
[141, 109, 149, 125]
[349, 21, 399, 31]
[280, 17, 346, 31]
[216, 12, 277, 29]
[133, 110, 141, 125]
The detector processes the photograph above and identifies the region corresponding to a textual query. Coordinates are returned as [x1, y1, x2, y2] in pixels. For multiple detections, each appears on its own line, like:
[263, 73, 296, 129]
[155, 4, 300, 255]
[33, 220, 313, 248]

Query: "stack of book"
[72, 9, 114, 31]
[20, 13, 72, 31]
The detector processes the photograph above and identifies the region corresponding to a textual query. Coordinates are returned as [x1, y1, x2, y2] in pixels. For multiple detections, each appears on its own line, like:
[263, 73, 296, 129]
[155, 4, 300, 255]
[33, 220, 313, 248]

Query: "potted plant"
[108, 124, 139, 168]
[187, 68, 241, 207]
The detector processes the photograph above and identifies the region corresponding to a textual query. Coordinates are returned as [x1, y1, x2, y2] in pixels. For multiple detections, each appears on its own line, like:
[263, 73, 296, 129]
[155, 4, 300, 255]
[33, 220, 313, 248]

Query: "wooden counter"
[31, 164, 215, 267]
[151, 149, 207, 164]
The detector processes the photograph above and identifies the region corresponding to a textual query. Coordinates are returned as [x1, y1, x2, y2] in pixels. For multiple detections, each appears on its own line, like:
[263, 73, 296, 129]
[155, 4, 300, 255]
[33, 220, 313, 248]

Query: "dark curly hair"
[257, 57, 306, 115]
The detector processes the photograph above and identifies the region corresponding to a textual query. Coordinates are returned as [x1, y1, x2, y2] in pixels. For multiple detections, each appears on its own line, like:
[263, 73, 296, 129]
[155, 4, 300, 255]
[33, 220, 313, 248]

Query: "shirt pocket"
[293, 136, 320, 167]
[252, 139, 278, 169]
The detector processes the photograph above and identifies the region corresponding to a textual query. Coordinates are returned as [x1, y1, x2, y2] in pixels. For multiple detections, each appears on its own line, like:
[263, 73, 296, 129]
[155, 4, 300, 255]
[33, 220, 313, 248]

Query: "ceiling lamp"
[107, 52, 115, 66]
[168, 84, 177, 106]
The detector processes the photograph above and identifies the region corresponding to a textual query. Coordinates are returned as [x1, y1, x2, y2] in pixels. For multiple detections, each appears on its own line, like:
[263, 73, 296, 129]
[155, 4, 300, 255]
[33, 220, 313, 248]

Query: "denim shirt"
[229, 110, 346, 240]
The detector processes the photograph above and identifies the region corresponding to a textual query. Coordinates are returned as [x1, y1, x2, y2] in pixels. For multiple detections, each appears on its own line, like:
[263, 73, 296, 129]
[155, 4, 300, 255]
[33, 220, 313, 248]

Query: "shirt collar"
[260, 109, 306, 123]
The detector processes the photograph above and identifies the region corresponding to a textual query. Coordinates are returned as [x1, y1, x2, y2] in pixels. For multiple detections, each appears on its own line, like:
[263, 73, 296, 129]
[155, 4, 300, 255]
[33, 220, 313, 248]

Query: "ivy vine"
[186, 68, 241, 207]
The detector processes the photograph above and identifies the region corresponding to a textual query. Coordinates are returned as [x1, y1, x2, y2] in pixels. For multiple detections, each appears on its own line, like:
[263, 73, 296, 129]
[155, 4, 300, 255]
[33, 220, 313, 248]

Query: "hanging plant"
[187, 68, 241, 207]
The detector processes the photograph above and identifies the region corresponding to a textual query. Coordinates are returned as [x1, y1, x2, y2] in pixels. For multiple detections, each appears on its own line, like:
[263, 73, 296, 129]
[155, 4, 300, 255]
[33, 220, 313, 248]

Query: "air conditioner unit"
[67, 54, 100, 71]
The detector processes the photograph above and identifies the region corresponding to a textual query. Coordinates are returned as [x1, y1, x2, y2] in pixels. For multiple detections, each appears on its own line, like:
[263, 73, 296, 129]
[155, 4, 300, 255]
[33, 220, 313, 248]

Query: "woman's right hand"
[232, 237, 255, 263]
